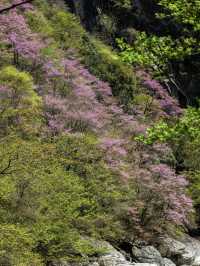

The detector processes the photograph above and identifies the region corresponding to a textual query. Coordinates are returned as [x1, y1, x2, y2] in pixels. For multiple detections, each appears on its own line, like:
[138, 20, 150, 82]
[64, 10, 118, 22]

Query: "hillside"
[0, 1, 200, 266]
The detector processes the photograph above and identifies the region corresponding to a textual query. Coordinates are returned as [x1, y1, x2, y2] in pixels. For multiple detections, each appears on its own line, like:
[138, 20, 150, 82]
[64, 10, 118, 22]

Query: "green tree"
[0, 66, 42, 136]
[0, 224, 43, 266]
[158, 0, 200, 32]
[117, 0, 200, 76]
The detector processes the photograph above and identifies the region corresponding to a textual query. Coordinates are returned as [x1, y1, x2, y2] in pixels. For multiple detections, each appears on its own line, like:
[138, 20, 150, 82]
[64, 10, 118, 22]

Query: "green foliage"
[112, 0, 132, 10]
[26, 10, 54, 37]
[136, 107, 200, 146]
[29, 4, 138, 108]
[82, 37, 138, 108]
[158, 0, 200, 32]
[0, 133, 135, 264]
[50, 10, 86, 50]
[0, 224, 43, 266]
[136, 106, 200, 215]
[115, 0, 200, 76]
[132, 93, 154, 115]
[0, 136, 97, 263]
[98, 14, 117, 40]
[117, 34, 196, 75]
[0, 66, 42, 136]
[135, 121, 175, 145]
[188, 171, 200, 207]
[56, 133, 135, 240]
[0, 66, 40, 107]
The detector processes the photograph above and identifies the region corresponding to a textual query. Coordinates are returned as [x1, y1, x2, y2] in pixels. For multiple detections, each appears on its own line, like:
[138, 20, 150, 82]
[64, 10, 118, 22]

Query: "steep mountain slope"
[0, 1, 196, 265]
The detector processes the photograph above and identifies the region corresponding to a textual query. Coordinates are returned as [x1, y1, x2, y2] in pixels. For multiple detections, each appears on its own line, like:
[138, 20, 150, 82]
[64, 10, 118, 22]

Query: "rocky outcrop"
[98, 242, 177, 266]
[132, 245, 163, 265]
[158, 236, 200, 266]
[51, 236, 200, 266]
[97, 241, 133, 266]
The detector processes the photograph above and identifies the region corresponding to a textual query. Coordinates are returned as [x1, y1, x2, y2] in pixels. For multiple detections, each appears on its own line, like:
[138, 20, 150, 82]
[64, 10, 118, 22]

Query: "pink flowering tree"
[0, 9, 43, 66]
[43, 59, 114, 135]
[133, 163, 193, 234]
[137, 70, 182, 117]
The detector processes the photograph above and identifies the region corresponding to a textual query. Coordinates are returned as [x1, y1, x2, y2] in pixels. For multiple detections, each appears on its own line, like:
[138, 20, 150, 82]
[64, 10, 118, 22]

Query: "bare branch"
[0, 0, 34, 14]
[0, 154, 19, 175]
[0, 158, 12, 175]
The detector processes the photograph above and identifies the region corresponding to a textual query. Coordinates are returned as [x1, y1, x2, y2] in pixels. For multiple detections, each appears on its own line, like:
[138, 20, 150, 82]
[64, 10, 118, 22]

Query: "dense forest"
[0, 0, 200, 265]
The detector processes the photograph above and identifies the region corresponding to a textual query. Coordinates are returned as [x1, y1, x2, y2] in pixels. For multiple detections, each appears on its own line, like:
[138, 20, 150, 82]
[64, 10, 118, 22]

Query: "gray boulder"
[158, 236, 199, 265]
[182, 236, 200, 266]
[159, 238, 186, 258]
[98, 242, 133, 266]
[97, 242, 160, 266]
[132, 246, 163, 265]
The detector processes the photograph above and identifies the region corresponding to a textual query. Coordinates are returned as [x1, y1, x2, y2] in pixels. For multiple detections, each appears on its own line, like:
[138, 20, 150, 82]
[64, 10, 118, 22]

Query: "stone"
[157, 235, 200, 265]
[182, 236, 200, 266]
[162, 258, 176, 266]
[98, 242, 134, 266]
[50, 237, 200, 266]
[159, 237, 186, 257]
[158, 237, 195, 265]
[193, 256, 200, 266]
[132, 246, 163, 265]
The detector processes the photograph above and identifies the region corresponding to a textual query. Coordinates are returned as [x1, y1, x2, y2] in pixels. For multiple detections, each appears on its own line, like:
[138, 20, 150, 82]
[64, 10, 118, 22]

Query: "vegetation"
[0, 0, 199, 265]
[116, 0, 200, 75]
[136, 106, 200, 224]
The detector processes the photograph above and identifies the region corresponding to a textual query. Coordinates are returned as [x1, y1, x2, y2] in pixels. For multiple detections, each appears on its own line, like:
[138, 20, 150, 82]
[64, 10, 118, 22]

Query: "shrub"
[0, 224, 43, 266]
[0, 66, 41, 135]
[56, 133, 135, 240]
[81, 36, 138, 108]
[0, 9, 43, 66]
[49, 10, 85, 50]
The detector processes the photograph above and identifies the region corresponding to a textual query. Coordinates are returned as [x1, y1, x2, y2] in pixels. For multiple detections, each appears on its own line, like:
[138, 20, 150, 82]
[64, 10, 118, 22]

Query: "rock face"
[96, 242, 174, 266]
[51, 236, 200, 266]
[182, 236, 200, 266]
[159, 236, 200, 266]
[96, 237, 200, 266]
[132, 246, 163, 265]
[98, 242, 134, 266]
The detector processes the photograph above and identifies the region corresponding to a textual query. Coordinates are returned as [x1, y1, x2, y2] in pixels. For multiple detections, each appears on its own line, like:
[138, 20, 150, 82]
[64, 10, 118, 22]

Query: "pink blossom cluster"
[100, 137, 128, 157]
[0, 10, 43, 63]
[44, 89, 109, 134]
[43, 61, 63, 79]
[70, 60, 148, 135]
[149, 164, 192, 225]
[137, 70, 182, 116]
